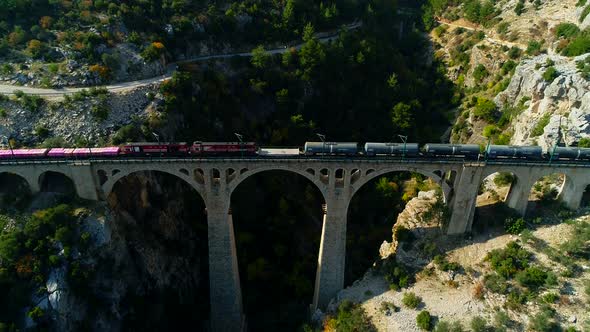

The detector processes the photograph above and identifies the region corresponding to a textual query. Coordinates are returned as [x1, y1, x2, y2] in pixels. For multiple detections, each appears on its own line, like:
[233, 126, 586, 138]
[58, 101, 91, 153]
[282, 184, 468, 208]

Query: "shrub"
[494, 172, 515, 186]
[91, 103, 109, 121]
[516, 266, 548, 290]
[332, 300, 377, 332]
[555, 23, 580, 38]
[526, 40, 543, 56]
[501, 60, 517, 75]
[394, 225, 415, 243]
[34, 125, 50, 138]
[542, 67, 559, 82]
[485, 242, 530, 278]
[381, 256, 412, 290]
[494, 310, 511, 328]
[528, 307, 559, 332]
[473, 97, 497, 122]
[379, 301, 398, 314]
[508, 46, 522, 59]
[472, 64, 489, 82]
[514, 0, 525, 15]
[472, 281, 485, 299]
[562, 34, 590, 56]
[416, 310, 432, 331]
[470, 316, 488, 332]
[402, 292, 422, 309]
[531, 113, 551, 137]
[484, 273, 508, 294]
[433, 255, 461, 272]
[542, 292, 559, 303]
[505, 217, 526, 234]
[579, 137, 590, 147]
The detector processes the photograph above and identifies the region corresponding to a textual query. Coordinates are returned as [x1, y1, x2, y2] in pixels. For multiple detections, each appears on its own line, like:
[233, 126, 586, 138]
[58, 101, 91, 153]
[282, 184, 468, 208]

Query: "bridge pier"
[71, 165, 100, 200]
[505, 171, 538, 216]
[313, 191, 348, 311]
[446, 166, 484, 234]
[558, 173, 587, 210]
[207, 201, 244, 332]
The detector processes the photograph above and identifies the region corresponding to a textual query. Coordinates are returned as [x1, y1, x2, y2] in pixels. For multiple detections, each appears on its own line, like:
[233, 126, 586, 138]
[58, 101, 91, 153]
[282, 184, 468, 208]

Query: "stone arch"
[478, 171, 518, 204]
[345, 168, 449, 287]
[179, 168, 189, 176]
[351, 167, 451, 203]
[228, 167, 326, 329]
[102, 168, 203, 198]
[112, 169, 121, 176]
[0, 171, 33, 196]
[38, 171, 77, 196]
[97, 170, 108, 186]
[194, 169, 205, 185]
[228, 166, 328, 200]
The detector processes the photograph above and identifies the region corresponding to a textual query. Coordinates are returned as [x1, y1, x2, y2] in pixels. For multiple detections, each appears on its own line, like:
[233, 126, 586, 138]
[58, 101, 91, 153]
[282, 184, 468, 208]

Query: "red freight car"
[121, 142, 190, 156]
[191, 142, 258, 156]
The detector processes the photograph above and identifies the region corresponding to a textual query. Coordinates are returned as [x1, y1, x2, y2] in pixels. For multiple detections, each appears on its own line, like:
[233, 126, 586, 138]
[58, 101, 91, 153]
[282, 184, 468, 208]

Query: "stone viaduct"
[0, 158, 589, 331]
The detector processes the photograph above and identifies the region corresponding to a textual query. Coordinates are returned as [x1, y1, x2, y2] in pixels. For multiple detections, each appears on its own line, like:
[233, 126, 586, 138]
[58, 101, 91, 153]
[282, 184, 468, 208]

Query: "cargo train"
[0, 141, 589, 162]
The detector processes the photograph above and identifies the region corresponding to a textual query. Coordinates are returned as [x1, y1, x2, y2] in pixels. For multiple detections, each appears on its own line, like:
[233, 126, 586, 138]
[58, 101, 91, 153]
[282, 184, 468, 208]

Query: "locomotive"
[1, 140, 590, 162]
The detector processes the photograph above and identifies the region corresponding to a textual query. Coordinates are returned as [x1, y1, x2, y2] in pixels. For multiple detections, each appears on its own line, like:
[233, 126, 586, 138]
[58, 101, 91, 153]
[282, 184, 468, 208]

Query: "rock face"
[495, 53, 590, 151]
[0, 85, 159, 145]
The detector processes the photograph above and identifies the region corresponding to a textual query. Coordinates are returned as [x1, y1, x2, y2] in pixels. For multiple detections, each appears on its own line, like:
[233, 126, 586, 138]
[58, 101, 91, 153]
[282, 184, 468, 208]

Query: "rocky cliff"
[496, 53, 590, 150]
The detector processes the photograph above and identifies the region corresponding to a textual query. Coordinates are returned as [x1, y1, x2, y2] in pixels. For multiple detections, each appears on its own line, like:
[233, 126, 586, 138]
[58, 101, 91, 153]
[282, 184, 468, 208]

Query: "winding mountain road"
[0, 22, 362, 99]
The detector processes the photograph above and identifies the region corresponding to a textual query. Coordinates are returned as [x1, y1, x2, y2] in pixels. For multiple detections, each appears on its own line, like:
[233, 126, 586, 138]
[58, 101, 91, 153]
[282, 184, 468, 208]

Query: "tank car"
[549, 147, 590, 160]
[304, 142, 358, 156]
[486, 145, 543, 160]
[423, 144, 481, 159]
[364, 142, 420, 157]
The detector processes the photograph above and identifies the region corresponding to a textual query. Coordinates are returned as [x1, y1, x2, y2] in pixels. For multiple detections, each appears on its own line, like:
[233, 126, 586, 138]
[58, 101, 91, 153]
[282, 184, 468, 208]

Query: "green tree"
[298, 23, 325, 81]
[472, 64, 489, 82]
[417, 311, 432, 331]
[473, 98, 497, 122]
[391, 102, 415, 132]
[251, 45, 270, 69]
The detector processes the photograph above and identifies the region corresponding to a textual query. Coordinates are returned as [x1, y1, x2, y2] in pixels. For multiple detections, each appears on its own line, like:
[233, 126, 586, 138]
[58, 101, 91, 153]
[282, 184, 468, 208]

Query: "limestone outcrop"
[495, 53, 590, 151]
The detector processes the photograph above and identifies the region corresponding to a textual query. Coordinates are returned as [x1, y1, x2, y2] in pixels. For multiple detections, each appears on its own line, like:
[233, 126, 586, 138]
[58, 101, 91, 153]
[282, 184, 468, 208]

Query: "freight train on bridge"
[1, 141, 590, 162]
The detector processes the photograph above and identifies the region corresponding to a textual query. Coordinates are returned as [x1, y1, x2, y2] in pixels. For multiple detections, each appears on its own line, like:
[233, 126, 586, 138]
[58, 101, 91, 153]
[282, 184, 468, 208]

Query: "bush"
[331, 300, 377, 332]
[516, 266, 548, 290]
[91, 103, 109, 121]
[472, 64, 489, 81]
[473, 97, 497, 122]
[485, 242, 530, 278]
[555, 23, 580, 38]
[580, 5, 590, 23]
[504, 217, 526, 234]
[381, 256, 412, 290]
[470, 316, 488, 332]
[579, 137, 590, 147]
[484, 273, 508, 294]
[416, 311, 432, 331]
[531, 113, 551, 137]
[501, 60, 517, 75]
[562, 34, 590, 56]
[402, 292, 422, 309]
[528, 308, 559, 332]
[527, 40, 543, 56]
[542, 292, 559, 303]
[514, 0, 525, 15]
[494, 172, 515, 186]
[508, 46, 522, 59]
[433, 255, 461, 272]
[542, 66, 559, 82]
[494, 310, 511, 328]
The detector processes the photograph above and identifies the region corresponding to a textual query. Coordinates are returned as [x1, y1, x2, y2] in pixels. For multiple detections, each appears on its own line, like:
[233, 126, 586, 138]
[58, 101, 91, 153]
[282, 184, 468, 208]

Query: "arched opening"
[194, 169, 205, 184]
[347, 171, 447, 287]
[581, 184, 590, 207]
[230, 170, 324, 330]
[97, 170, 108, 186]
[0, 172, 31, 209]
[527, 173, 567, 217]
[38, 171, 76, 198]
[179, 168, 189, 176]
[473, 172, 518, 233]
[319, 168, 329, 185]
[107, 171, 209, 330]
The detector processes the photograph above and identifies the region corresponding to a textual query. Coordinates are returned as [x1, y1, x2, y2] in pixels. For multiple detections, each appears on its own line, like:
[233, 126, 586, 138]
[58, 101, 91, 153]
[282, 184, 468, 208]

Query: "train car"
[303, 142, 358, 156]
[2, 148, 50, 159]
[191, 142, 258, 156]
[364, 142, 420, 157]
[486, 145, 543, 160]
[121, 142, 190, 156]
[549, 147, 590, 160]
[423, 144, 480, 159]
